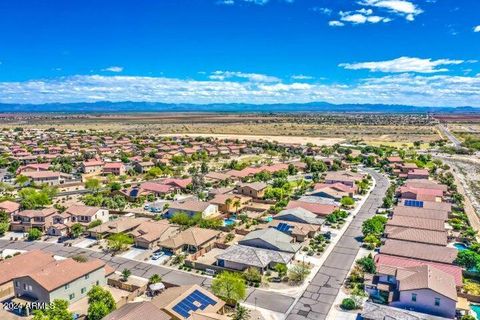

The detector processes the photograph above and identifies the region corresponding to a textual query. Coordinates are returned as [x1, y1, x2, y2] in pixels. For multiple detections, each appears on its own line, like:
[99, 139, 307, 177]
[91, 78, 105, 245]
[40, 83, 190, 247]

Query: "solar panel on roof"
[404, 199, 424, 208]
[172, 289, 218, 319]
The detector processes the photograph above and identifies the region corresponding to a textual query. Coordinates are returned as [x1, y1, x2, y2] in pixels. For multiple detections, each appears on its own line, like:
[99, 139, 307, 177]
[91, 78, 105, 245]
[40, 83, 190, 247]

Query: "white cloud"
[328, 20, 345, 27]
[102, 66, 124, 73]
[339, 57, 464, 73]
[209, 71, 280, 82]
[360, 0, 423, 20]
[474, 25, 480, 32]
[291, 75, 314, 80]
[312, 7, 333, 15]
[339, 11, 387, 24]
[1, 73, 479, 107]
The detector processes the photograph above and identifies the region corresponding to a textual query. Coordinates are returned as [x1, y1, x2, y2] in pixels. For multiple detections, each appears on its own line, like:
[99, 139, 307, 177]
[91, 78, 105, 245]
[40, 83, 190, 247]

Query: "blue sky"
[0, 0, 479, 106]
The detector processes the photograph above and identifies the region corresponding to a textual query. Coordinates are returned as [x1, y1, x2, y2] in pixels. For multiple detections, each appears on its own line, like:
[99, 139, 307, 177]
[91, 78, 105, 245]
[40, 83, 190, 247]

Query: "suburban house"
[81, 160, 104, 174]
[158, 227, 221, 254]
[87, 217, 148, 238]
[13, 257, 113, 304]
[215, 244, 294, 273]
[64, 204, 110, 224]
[47, 212, 74, 237]
[209, 194, 252, 214]
[265, 220, 320, 242]
[23, 170, 71, 186]
[238, 228, 301, 254]
[392, 206, 449, 221]
[324, 171, 364, 187]
[0, 250, 56, 299]
[129, 220, 180, 249]
[286, 200, 338, 217]
[365, 265, 457, 319]
[311, 182, 356, 200]
[407, 169, 430, 180]
[134, 161, 155, 173]
[383, 226, 448, 246]
[103, 162, 126, 176]
[166, 200, 219, 219]
[0, 200, 20, 218]
[273, 207, 324, 226]
[397, 186, 443, 202]
[236, 182, 268, 199]
[386, 216, 446, 232]
[140, 182, 175, 197]
[379, 240, 457, 264]
[362, 302, 453, 320]
[10, 208, 58, 232]
[398, 199, 452, 214]
[104, 284, 226, 320]
[204, 172, 231, 185]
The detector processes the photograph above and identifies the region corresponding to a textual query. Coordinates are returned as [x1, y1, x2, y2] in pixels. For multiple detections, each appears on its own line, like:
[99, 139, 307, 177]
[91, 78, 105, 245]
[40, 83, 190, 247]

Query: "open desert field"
[0, 112, 441, 145]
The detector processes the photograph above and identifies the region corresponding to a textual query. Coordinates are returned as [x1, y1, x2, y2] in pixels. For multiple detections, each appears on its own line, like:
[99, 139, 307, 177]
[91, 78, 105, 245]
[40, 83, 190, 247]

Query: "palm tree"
[232, 305, 251, 320]
[149, 274, 162, 284]
[225, 198, 233, 212]
[233, 199, 241, 214]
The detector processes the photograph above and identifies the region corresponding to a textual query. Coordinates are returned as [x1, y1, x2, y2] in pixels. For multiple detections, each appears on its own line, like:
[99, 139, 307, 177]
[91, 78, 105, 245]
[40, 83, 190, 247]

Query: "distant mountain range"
[0, 101, 479, 114]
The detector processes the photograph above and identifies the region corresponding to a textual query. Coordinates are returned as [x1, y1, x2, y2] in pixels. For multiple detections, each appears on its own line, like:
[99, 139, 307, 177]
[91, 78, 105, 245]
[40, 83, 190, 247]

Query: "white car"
[152, 251, 165, 260]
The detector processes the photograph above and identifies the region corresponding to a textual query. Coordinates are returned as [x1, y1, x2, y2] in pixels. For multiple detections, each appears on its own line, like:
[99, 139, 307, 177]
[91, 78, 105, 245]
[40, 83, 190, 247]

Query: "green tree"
[70, 223, 85, 238]
[87, 285, 116, 320]
[28, 228, 42, 241]
[33, 299, 72, 320]
[211, 271, 246, 305]
[121, 268, 131, 282]
[232, 305, 251, 320]
[85, 178, 101, 194]
[149, 274, 162, 284]
[340, 196, 355, 208]
[243, 267, 262, 283]
[288, 262, 310, 284]
[88, 219, 102, 229]
[274, 263, 288, 277]
[15, 175, 30, 186]
[107, 233, 133, 252]
[363, 234, 381, 250]
[19, 187, 54, 209]
[356, 254, 376, 273]
[455, 250, 480, 270]
[362, 216, 388, 237]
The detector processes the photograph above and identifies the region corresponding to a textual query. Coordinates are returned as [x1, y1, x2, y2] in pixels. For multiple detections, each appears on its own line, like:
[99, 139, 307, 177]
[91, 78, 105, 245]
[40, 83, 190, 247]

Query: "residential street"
[286, 169, 389, 320]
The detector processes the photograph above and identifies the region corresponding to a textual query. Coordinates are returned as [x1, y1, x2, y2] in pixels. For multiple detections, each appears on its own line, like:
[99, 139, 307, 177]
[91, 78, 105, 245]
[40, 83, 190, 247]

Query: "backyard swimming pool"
[454, 242, 469, 251]
[470, 304, 480, 319]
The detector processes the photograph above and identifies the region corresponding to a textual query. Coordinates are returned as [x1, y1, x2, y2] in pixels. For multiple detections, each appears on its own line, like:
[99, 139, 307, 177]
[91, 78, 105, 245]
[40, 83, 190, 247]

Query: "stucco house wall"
[391, 289, 456, 319]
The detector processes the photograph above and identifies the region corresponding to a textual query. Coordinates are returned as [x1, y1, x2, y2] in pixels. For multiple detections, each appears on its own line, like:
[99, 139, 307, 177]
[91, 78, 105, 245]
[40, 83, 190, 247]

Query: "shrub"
[340, 298, 356, 310]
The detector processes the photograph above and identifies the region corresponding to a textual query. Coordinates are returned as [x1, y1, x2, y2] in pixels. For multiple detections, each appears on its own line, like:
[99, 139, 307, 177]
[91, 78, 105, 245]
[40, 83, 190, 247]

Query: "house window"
[85, 274, 89, 280]
[81, 287, 86, 294]
[435, 298, 440, 306]
[23, 283, 26, 290]
[411, 293, 417, 302]
[15, 281, 19, 287]
[69, 293, 75, 300]
[65, 284, 70, 290]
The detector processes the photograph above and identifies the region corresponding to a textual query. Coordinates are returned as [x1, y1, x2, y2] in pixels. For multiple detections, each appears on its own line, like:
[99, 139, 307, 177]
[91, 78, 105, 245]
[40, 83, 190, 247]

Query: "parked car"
[152, 251, 165, 260]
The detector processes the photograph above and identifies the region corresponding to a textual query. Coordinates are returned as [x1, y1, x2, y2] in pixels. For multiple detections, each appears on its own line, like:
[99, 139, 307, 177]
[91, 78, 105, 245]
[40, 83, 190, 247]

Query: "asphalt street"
[286, 169, 389, 320]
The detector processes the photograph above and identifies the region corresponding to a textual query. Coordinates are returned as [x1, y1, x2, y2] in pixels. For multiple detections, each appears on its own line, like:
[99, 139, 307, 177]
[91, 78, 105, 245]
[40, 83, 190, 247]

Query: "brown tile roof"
[387, 216, 445, 231]
[384, 226, 448, 246]
[17, 207, 58, 218]
[380, 239, 457, 264]
[286, 200, 338, 216]
[0, 200, 20, 213]
[0, 250, 56, 285]
[405, 180, 448, 192]
[103, 301, 171, 320]
[398, 199, 452, 212]
[130, 220, 180, 243]
[65, 204, 101, 217]
[392, 206, 448, 221]
[24, 258, 106, 291]
[396, 265, 457, 301]
[159, 227, 220, 249]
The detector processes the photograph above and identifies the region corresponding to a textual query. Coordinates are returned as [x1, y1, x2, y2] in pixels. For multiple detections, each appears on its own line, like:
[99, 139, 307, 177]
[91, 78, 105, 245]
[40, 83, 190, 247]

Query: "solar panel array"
[277, 222, 292, 232]
[404, 200, 424, 208]
[172, 289, 217, 318]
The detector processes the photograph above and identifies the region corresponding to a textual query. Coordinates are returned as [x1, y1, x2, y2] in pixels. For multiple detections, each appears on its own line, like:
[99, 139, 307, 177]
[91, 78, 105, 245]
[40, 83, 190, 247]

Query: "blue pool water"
[471, 304, 480, 319]
[223, 218, 236, 226]
[454, 243, 469, 251]
[265, 216, 273, 222]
